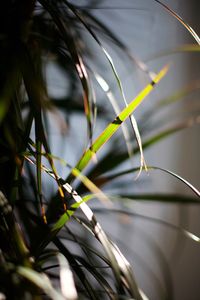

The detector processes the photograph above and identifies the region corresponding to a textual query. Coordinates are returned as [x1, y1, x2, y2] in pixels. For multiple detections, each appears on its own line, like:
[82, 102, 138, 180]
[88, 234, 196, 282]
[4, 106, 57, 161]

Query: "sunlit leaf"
[57, 253, 78, 300]
[67, 65, 169, 183]
[95, 72, 134, 165]
[65, 1, 154, 177]
[26, 158, 143, 299]
[83, 118, 200, 185]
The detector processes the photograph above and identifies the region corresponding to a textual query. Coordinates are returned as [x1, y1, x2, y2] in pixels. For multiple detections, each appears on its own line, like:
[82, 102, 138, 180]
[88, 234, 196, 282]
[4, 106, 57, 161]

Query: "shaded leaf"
[154, 0, 200, 45]
[17, 267, 65, 300]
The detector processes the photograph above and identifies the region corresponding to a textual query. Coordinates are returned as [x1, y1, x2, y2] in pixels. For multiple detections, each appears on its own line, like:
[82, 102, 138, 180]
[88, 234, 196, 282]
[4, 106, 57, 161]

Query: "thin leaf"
[149, 166, 200, 198]
[114, 193, 200, 204]
[65, 0, 148, 178]
[35, 137, 45, 223]
[147, 44, 200, 63]
[57, 253, 78, 300]
[26, 158, 143, 299]
[104, 213, 174, 300]
[175, 44, 200, 52]
[17, 266, 65, 300]
[96, 166, 200, 198]
[83, 118, 199, 184]
[67, 65, 169, 183]
[74, 255, 116, 300]
[39, 0, 93, 145]
[27, 147, 112, 207]
[95, 73, 134, 166]
[64, 227, 111, 267]
[20, 43, 65, 218]
[154, 0, 200, 45]
[94, 207, 200, 244]
[81, 9, 155, 79]
[54, 238, 102, 300]
[141, 79, 200, 127]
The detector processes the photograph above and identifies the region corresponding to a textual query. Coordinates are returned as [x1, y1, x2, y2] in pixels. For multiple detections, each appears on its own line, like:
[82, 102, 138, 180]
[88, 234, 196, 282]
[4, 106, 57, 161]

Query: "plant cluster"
[0, 1, 199, 299]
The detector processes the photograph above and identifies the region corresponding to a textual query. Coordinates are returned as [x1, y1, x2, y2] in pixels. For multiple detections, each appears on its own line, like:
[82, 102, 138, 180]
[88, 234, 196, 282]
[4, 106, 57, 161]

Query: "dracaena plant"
[0, 1, 200, 299]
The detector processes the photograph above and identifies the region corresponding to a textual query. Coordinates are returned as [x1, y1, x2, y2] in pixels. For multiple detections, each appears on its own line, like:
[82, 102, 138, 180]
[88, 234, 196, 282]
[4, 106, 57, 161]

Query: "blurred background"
[44, 1, 200, 299]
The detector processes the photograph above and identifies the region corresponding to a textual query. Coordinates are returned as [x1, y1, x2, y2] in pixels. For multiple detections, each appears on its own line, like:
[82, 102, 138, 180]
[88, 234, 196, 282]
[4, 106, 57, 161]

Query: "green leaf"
[27, 148, 111, 207]
[67, 65, 169, 183]
[82, 119, 199, 185]
[28, 159, 143, 299]
[65, 1, 150, 177]
[95, 73, 134, 167]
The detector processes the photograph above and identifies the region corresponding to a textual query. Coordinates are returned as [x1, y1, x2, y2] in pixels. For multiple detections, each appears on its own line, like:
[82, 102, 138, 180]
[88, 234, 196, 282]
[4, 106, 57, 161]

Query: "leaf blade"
[70, 65, 169, 180]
